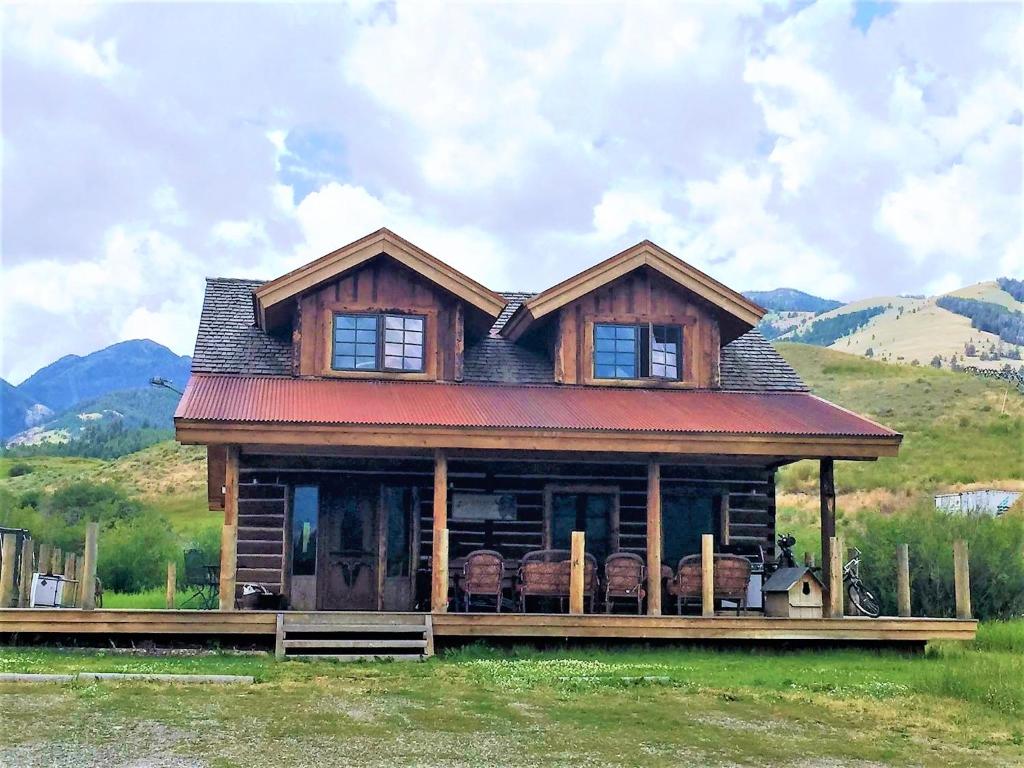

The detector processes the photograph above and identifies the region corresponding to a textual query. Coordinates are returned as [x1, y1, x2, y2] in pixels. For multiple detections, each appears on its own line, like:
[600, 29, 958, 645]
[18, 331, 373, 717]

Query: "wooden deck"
[0, 609, 977, 647]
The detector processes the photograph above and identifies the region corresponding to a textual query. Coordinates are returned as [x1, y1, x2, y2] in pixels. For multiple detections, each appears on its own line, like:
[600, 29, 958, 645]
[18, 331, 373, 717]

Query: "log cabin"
[163, 228, 973, 654]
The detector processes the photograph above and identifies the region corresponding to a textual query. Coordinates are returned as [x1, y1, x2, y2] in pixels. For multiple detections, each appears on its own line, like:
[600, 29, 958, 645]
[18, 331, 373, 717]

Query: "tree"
[965, 342, 977, 357]
[864, 347, 874, 358]
[930, 355, 942, 368]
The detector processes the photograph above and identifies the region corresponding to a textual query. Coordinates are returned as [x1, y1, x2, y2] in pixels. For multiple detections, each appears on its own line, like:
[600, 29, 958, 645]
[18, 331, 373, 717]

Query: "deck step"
[284, 638, 427, 649]
[288, 653, 425, 662]
[276, 613, 433, 662]
[283, 622, 427, 634]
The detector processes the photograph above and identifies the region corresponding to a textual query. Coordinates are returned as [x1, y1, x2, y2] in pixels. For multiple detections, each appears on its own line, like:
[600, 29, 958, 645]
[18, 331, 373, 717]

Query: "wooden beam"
[18, 538, 34, 608]
[63, 552, 75, 581]
[953, 539, 971, 619]
[80, 522, 98, 611]
[0, 533, 16, 608]
[896, 544, 911, 618]
[646, 461, 662, 616]
[219, 524, 237, 611]
[431, 450, 449, 613]
[701, 533, 714, 617]
[828, 536, 844, 619]
[220, 446, 240, 611]
[570, 531, 585, 615]
[166, 562, 177, 609]
[718, 493, 730, 545]
[819, 458, 836, 608]
[432, 529, 449, 614]
[176, 420, 902, 460]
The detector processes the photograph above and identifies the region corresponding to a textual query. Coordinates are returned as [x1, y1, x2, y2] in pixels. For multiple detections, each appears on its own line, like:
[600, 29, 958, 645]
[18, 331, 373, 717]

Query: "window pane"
[336, 328, 356, 342]
[336, 315, 356, 330]
[355, 357, 376, 369]
[651, 325, 682, 379]
[384, 315, 404, 330]
[403, 357, 421, 370]
[356, 316, 378, 330]
[404, 316, 423, 331]
[292, 485, 318, 576]
[356, 329, 376, 343]
[384, 487, 412, 577]
[384, 342, 403, 356]
[334, 355, 355, 369]
[384, 355, 403, 368]
[593, 324, 639, 379]
[335, 342, 355, 356]
[384, 329, 404, 343]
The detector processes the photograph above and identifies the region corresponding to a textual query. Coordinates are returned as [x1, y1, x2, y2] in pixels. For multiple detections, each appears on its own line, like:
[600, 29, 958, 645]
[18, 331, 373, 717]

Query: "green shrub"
[189, 522, 222, 567]
[7, 462, 33, 477]
[851, 506, 1024, 620]
[97, 513, 180, 593]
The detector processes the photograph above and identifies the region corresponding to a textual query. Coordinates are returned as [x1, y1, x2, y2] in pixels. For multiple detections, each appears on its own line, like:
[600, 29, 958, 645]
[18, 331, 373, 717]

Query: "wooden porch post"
[569, 531, 585, 615]
[819, 458, 836, 611]
[828, 536, 844, 618]
[954, 539, 971, 619]
[701, 533, 714, 617]
[431, 449, 449, 613]
[80, 522, 98, 611]
[219, 445, 239, 611]
[896, 544, 911, 617]
[646, 461, 662, 616]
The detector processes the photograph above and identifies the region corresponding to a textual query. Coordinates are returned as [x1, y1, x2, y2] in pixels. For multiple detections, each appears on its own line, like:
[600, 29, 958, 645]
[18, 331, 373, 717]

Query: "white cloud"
[277, 182, 514, 289]
[4, 5, 123, 80]
[211, 218, 269, 248]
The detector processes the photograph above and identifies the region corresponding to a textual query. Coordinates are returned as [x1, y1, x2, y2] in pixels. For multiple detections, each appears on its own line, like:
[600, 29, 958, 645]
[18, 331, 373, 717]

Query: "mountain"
[775, 280, 1024, 371]
[0, 379, 53, 440]
[15, 339, 191, 413]
[6, 387, 181, 451]
[744, 288, 842, 314]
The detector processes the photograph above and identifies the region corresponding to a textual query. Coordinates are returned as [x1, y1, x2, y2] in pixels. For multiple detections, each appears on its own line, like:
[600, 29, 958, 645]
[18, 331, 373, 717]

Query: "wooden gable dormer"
[501, 241, 765, 389]
[253, 229, 506, 382]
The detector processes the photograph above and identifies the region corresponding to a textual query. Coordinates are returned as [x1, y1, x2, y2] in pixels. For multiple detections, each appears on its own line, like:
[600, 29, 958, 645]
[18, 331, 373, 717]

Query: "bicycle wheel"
[848, 582, 880, 618]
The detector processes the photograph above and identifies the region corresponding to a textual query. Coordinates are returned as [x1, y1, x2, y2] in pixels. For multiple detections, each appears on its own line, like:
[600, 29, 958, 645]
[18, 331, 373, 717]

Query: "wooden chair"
[666, 554, 752, 615]
[604, 552, 646, 614]
[517, 549, 598, 613]
[461, 550, 505, 612]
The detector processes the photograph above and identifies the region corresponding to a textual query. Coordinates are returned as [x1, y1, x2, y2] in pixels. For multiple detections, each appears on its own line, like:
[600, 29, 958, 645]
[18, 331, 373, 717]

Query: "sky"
[1, 0, 1022, 383]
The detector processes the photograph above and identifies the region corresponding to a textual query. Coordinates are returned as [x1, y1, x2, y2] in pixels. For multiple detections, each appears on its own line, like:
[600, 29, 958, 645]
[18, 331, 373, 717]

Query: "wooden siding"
[293, 256, 465, 381]
[236, 482, 287, 591]
[238, 455, 775, 609]
[553, 267, 722, 388]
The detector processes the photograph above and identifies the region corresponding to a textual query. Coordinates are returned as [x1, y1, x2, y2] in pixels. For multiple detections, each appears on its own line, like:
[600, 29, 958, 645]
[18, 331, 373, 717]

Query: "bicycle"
[843, 547, 880, 618]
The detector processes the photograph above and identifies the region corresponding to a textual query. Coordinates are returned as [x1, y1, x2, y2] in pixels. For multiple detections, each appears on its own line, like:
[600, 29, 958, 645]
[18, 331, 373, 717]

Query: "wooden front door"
[319, 485, 378, 610]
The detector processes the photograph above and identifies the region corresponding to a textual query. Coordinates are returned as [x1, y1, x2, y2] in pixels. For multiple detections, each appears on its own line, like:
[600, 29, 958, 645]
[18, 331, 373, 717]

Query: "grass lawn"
[1, 622, 1021, 767]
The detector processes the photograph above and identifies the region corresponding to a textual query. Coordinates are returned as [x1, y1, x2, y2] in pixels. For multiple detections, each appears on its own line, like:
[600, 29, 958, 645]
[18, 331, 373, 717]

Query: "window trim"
[543, 484, 620, 555]
[330, 311, 427, 374]
[592, 321, 683, 381]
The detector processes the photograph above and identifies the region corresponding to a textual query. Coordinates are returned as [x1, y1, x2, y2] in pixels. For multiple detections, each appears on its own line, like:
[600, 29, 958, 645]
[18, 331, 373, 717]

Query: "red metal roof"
[175, 375, 899, 438]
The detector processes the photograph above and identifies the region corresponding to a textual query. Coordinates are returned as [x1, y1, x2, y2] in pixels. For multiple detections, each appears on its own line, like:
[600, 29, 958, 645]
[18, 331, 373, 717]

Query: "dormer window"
[594, 322, 682, 380]
[332, 312, 424, 372]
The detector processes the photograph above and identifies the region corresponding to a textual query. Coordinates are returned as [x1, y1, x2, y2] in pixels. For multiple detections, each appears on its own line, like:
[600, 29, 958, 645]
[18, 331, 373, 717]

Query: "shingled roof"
[191, 279, 807, 392]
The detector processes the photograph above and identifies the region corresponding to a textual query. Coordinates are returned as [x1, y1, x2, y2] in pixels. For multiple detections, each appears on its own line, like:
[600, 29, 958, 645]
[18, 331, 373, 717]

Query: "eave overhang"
[501, 240, 767, 343]
[253, 228, 507, 330]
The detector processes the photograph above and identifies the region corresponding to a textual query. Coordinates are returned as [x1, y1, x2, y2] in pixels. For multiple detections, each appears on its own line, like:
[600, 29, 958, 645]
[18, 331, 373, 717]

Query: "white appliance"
[30, 574, 66, 607]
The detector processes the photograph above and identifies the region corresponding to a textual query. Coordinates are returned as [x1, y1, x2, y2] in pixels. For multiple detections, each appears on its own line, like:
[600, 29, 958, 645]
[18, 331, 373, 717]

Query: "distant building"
[935, 490, 1021, 516]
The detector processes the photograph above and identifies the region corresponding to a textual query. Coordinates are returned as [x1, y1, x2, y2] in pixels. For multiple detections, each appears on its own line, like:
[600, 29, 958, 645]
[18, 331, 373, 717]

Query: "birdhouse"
[762, 567, 824, 618]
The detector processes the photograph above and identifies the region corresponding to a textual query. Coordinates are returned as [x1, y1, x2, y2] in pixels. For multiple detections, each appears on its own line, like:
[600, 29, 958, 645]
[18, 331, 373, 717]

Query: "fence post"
[166, 562, 177, 609]
[0, 534, 16, 608]
[828, 536, 844, 618]
[18, 539, 35, 607]
[953, 539, 971, 619]
[896, 544, 911, 618]
[38, 543, 51, 576]
[51, 547, 63, 576]
[804, 552, 815, 568]
[701, 533, 714, 617]
[570, 531, 585, 615]
[80, 523, 99, 611]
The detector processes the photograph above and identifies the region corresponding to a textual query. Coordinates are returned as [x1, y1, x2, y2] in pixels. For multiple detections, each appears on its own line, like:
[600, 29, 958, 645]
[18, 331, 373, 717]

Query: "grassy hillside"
[0, 441, 212, 536]
[776, 343, 1023, 495]
[776, 282, 1024, 370]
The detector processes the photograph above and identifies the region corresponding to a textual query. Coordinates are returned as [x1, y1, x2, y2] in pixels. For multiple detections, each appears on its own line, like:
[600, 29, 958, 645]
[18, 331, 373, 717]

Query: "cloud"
[1, 1, 1021, 381]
